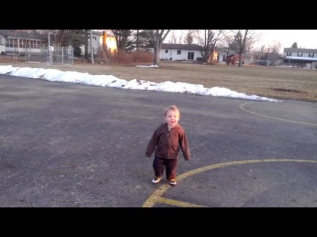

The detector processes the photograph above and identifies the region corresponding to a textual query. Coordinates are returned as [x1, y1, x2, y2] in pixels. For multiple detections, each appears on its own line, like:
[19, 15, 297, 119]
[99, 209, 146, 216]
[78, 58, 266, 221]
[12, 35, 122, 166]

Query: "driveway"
[0, 74, 317, 207]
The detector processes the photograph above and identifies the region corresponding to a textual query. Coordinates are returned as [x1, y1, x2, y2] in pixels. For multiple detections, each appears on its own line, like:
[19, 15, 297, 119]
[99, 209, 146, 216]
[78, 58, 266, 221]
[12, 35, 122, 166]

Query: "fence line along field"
[1, 60, 316, 102]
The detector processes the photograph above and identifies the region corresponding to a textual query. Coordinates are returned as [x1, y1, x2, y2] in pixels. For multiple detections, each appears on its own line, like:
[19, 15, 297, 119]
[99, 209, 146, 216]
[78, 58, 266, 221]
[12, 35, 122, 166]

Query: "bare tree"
[183, 30, 195, 45]
[168, 31, 177, 44]
[133, 29, 154, 50]
[151, 30, 171, 66]
[177, 30, 184, 44]
[21, 29, 89, 59]
[167, 30, 185, 44]
[54, 30, 85, 47]
[136, 29, 139, 50]
[270, 41, 282, 54]
[84, 30, 89, 60]
[230, 30, 259, 67]
[220, 31, 235, 57]
[196, 30, 223, 63]
[52, 30, 88, 59]
[111, 30, 133, 51]
[19, 29, 47, 34]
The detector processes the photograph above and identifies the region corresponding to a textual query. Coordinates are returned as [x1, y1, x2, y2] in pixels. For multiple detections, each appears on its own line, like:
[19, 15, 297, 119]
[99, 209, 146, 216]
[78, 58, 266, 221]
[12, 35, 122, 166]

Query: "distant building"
[79, 31, 103, 56]
[283, 48, 317, 68]
[0, 29, 46, 55]
[160, 43, 203, 61]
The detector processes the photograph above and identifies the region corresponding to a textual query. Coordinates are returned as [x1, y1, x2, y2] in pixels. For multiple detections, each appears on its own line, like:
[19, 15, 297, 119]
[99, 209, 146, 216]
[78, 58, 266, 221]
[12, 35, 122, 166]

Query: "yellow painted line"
[245, 106, 294, 112]
[240, 102, 317, 126]
[142, 159, 317, 207]
[142, 184, 170, 207]
[156, 197, 206, 207]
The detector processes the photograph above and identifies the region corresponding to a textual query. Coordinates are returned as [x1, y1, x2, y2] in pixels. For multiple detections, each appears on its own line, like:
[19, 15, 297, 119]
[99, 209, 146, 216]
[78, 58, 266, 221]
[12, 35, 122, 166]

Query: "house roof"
[92, 31, 103, 37]
[162, 43, 202, 51]
[217, 48, 236, 55]
[284, 56, 317, 62]
[284, 48, 317, 53]
[0, 30, 46, 40]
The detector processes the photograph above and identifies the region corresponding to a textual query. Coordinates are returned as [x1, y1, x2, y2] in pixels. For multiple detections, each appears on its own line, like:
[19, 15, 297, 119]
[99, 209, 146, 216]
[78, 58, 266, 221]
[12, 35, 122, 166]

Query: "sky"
[166, 30, 317, 53]
[0, 64, 281, 102]
[255, 30, 317, 51]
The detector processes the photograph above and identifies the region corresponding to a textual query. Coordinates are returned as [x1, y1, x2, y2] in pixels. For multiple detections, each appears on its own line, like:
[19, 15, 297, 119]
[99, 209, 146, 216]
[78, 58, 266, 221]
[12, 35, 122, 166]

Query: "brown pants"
[153, 157, 178, 180]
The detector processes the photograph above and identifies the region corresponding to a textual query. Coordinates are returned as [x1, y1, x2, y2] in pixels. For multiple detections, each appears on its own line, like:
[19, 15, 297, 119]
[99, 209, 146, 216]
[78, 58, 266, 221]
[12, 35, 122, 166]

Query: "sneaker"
[168, 178, 177, 186]
[152, 176, 162, 184]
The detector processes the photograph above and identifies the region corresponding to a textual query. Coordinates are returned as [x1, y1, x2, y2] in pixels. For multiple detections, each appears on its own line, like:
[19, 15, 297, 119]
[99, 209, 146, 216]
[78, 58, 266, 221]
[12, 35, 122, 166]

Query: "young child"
[145, 105, 190, 186]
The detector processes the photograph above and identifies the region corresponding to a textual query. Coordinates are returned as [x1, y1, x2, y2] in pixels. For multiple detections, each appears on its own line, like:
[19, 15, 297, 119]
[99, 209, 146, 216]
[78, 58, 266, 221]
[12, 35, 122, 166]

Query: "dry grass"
[1, 60, 317, 102]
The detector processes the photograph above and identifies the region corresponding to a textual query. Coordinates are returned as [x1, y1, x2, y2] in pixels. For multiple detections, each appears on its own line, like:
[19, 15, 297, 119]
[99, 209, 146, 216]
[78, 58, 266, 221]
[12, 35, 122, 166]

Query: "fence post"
[90, 30, 94, 64]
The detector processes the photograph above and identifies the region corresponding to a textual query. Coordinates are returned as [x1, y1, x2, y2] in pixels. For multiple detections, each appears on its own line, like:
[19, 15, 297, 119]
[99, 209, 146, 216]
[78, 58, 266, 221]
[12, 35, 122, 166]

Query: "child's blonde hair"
[164, 105, 180, 118]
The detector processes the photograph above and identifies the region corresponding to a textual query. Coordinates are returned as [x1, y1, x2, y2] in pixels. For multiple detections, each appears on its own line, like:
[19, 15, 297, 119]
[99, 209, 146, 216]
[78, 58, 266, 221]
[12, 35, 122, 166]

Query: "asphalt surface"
[0, 74, 317, 207]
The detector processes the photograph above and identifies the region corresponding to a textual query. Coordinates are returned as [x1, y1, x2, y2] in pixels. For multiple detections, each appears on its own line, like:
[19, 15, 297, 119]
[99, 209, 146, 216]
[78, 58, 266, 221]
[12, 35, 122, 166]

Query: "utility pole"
[267, 45, 270, 66]
[90, 30, 94, 64]
[48, 32, 51, 64]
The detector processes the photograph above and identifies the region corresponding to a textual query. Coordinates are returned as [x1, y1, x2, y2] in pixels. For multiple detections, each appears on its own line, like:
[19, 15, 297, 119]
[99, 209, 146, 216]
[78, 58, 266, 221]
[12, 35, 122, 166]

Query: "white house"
[0, 35, 5, 54]
[0, 30, 117, 60]
[242, 53, 254, 65]
[80, 31, 103, 56]
[0, 29, 46, 55]
[80, 31, 118, 57]
[218, 51, 228, 63]
[217, 49, 255, 65]
[160, 43, 203, 61]
[217, 49, 237, 63]
[283, 47, 317, 68]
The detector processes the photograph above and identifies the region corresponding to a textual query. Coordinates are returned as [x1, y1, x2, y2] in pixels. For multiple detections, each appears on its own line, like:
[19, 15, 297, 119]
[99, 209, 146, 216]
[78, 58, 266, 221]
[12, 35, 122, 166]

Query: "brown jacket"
[145, 123, 190, 160]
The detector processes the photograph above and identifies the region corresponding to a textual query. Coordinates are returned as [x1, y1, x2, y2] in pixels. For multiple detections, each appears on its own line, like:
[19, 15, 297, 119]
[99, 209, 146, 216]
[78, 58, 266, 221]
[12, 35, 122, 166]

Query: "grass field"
[1, 60, 317, 102]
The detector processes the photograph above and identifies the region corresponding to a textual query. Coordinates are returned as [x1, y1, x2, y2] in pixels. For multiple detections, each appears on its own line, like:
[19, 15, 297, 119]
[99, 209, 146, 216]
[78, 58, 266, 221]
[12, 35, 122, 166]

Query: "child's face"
[164, 110, 179, 128]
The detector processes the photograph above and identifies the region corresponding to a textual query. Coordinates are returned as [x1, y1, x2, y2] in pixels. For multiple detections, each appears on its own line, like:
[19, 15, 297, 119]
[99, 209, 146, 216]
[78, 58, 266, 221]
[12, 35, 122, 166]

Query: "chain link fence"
[24, 46, 74, 65]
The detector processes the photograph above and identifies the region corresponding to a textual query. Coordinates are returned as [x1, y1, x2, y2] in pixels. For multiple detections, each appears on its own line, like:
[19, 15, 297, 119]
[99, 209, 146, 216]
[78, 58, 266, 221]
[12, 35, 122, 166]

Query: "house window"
[286, 52, 291, 56]
[13, 38, 18, 48]
[5, 38, 10, 47]
[309, 52, 314, 57]
[177, 50, 181, 54]
[188, 52, 194, 60]
[165, 50, 168, 53]
[30, 40, 36, 48]
[19, 39, 24, 48]
[297, 52, 302, 57]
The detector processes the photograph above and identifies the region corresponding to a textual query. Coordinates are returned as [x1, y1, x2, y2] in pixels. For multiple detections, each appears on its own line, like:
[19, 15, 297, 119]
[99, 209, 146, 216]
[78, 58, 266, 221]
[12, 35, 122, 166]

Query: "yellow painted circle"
[142, 159, 317, 207]
[240, 102, 317, 126]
